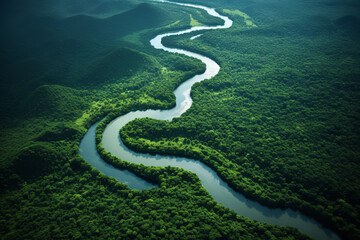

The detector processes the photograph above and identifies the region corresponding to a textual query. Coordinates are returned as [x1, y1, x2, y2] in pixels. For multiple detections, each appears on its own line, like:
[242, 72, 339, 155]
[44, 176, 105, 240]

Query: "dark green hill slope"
[0, 2, 171, 50]
[62, 3, 170, 41]
[0, 41, 161, 118]
[24, 85, 88, 118]
[89, 0, 137, 16]
[0, 39, 102, 117]
[106, 3, 169, 29]
[0, 2, 173, 116]
[13, 142, 61, 180]
[81, 47, 161, 85]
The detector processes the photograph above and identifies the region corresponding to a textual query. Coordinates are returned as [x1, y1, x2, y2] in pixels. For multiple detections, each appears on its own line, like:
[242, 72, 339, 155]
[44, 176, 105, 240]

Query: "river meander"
[79, 1, 341, 239]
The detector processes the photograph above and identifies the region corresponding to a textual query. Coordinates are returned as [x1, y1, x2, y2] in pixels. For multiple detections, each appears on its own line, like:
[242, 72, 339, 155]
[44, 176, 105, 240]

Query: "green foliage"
[120, 0, 360, 239]
[0, 157, 311, 239]
[0, 1, 224, 239]
[12, 142, 61, 179]
[1, 0, 359, 239]
[24, 85, 89, 119]
[0, 1, 191, 118]
[36, 123, 84, 142]
[79, 47, 162, 86]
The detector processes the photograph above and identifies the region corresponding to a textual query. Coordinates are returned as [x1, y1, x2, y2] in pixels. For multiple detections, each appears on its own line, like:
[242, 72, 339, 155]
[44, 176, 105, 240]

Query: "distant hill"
[0, 2, 170, 116]
[89, 0, 138, 16]
[81, 47, 162, 85]
[0, 43, 161, 118]
[0, 38, 106, 114]
[106, 3, 169, 30]
[22, 47, 163, 110]
[62, 3, 170, 42]
[0, 2, 170, 48]
[2, 43, 160, 90]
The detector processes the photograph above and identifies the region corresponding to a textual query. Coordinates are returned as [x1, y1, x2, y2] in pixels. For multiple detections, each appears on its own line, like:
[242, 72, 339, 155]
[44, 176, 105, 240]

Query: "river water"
[79, 1, 341, 239]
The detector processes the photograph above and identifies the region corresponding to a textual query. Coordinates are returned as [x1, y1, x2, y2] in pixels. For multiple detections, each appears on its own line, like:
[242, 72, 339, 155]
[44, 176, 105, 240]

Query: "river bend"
[79, 1, 340, 239]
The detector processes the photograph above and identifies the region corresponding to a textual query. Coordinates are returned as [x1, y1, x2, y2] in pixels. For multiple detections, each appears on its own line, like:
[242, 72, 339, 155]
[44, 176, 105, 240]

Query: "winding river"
[79, 1, 341, 239]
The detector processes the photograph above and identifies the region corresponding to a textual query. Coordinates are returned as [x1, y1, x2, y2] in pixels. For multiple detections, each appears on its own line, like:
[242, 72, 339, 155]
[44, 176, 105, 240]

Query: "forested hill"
[0, 1, 172, 119]
[0, 2, 170, 47]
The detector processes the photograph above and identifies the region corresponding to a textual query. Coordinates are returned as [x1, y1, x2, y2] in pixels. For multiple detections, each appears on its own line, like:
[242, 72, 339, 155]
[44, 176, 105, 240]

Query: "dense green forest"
[120, 0, 360, 239]
[0, 0, 359, 239]
[0, 0, 312, 239]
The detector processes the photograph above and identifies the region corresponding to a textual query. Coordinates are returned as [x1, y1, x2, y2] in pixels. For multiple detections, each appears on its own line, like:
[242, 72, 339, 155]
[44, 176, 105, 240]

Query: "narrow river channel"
[79, 1, 341, 239]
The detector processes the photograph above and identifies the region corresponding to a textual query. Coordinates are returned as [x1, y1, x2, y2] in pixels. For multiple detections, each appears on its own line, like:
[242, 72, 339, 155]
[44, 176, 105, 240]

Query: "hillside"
[0, 2, 172, 51]
[61, 2, 170, 41]
[81, 47, 162, 85]
[0, 1, 176, 118]
[24, 85, 89, 118]
[0, 42, 161, 117]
